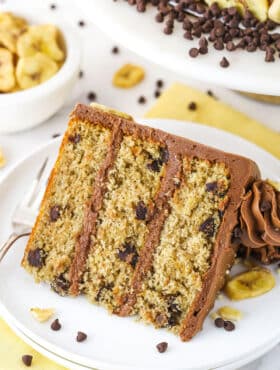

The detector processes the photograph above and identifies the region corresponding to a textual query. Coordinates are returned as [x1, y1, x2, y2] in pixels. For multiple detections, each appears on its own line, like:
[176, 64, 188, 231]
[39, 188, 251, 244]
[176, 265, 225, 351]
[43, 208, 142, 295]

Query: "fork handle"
[0, 232, 30, 263]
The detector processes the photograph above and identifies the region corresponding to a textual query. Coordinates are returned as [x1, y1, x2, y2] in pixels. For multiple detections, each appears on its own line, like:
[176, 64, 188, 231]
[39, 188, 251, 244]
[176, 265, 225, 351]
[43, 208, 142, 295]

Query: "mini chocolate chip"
[260, 200, 271, 212]
[138, 96, 146, 104]
[156, 79, 164, 88]
[214, 317, 224, 328]
[27, 248, 46, 268]
[155, 13, 164, 23]
[52, 133, 61, 138]
[112, 46, 119, 54]
[76, 331, 87, 342]
[78, 20, 85, 27]
[51, 318, 61, 331]
[224, 320, 235, 331]
[79, 70, 84, 78]
[188, 101, 197, 111]
[189, 47, 199, 58]
[147, 159, 161, 172]
[118, 242, 138, 268]
[154, 90, 161, 98]
[199, 217, 215, 237]
[159, 147, 169, 163]
[68, 133, 81, 144]
[22, 355, 33, 367]
[156, 342, 168, 353]
[135, 200, 147, 220]
[220, 57, 230, 68]
[50, 3, 56, 10]
[51, 274, 70, 295]
[87, 91, 97, 101]
[50, 205, 61, 222]
[206, 181, 218, 192]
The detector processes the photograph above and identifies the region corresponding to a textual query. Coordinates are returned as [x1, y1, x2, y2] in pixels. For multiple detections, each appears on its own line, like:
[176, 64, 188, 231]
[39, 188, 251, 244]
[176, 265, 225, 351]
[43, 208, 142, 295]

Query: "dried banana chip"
[30, 307, 55, 322]
[0, 12, 28, 53]
[225, 268, 276, 301]
[17, 24, 65, 62]
[90, 103, 134, 120]
[214, 306, 243, 321]
[16, 52, 58, 90]
[113, 64, 145, 88]
[269, 0, 280, 23]
[0, 47, 15, 92]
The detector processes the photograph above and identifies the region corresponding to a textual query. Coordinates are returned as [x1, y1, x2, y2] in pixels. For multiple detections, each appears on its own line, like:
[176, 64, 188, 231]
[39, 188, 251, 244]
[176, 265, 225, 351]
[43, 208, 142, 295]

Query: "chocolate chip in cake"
[206, 181, 218, 192]
[27, 248, 46, 268]
[87, 91, 97, 101]
[76, 331, 87, 342]
[118, 242, 139, 268]
[220, 57, 230, 68]
[224, 320, 235, 331]
[156, 342, 168, 353]
[147, 159, 161, 172]
[51, 274, 70, 295]
[199, 217, 215, 238]
[51, 318, 61, 331]
[188, 101, 197, 111]
[50, 205, 61, 222]
[135, 200, 147, 220]
[159, 147, 169, 163]
[22, 355, 33, 367]
[112, 46, 119, 54]
[214, 317, 224, 328]
[260, 200, 271, 212]
[68, 133, 81, 144]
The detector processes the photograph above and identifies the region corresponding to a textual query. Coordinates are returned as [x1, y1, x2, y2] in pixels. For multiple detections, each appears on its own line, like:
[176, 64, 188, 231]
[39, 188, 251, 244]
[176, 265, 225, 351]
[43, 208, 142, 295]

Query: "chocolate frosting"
[238, 180, 280, 263]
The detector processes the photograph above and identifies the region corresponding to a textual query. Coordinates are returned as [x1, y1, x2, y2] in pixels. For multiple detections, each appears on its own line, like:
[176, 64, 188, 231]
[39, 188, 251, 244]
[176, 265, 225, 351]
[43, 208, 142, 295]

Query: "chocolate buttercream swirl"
[237, 180, 280, 264]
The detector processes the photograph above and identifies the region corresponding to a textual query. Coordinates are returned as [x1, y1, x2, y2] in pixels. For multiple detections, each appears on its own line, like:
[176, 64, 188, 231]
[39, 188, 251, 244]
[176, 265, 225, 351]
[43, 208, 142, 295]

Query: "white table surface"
[0, 0, 279, 369]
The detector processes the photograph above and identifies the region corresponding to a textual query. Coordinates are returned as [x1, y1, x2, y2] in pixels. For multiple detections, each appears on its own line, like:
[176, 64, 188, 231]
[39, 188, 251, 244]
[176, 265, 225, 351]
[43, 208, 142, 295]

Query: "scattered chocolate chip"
[79, 70, 84, 78]
[135, 200, 147, 220]
[199, 217, 215, 237]
[224, 320, 235, 331]
[27, 248, 46, 268]
[159, 147, 169, 163]
[51, 318, 61, 331]
[50, 205, 61, 222]
[68, 133, 81, 144]
[260, 200, 271, 212]
[50, 3, 56, 10]
[76, 331, 87, 342]
[154, 90, 161, 98]
[52, 133, 61, 138]
[156, 79, 164, 88]
[118, 243, 138, 268]
[87, 91, 97, 101]
[138, 96, 146, 104]
[78, 20, 85, 27]
[112, 46, 119, 54]
[156, 342, 168, 353]
[214, 317, 224, 328]
[220, 57, 230, 68]
[22, 355, 33, 367]
[206, 181, 218, 192]
[189, 47, 199, 58]
[147, 159, 161, 172]
[206, 90, 215, 98]
[188, 101, 197, 111]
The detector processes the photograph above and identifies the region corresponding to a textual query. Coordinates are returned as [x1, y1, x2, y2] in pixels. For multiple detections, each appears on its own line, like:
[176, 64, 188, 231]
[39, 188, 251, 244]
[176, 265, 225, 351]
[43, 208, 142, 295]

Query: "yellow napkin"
[146, 83, 280, 159]
[0, 319, 67, 370]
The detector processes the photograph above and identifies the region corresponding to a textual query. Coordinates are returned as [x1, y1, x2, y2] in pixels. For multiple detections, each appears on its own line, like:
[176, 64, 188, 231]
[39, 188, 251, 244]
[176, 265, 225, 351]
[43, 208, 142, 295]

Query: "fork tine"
[25, 157, 49, 208]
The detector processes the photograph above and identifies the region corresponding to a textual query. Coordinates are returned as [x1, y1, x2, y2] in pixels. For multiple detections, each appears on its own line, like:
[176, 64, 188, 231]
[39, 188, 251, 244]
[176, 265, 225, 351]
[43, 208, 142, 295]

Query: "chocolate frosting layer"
[238, 180, 280, 263]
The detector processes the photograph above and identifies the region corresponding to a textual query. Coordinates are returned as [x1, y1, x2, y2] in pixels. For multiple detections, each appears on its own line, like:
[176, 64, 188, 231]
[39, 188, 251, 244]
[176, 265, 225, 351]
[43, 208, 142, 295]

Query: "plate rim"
[0, 118, 279, 370]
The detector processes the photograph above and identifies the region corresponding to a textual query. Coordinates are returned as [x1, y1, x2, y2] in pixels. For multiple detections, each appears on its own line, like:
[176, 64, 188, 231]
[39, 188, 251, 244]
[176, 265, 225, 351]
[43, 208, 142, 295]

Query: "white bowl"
[0, 9, 81, 134]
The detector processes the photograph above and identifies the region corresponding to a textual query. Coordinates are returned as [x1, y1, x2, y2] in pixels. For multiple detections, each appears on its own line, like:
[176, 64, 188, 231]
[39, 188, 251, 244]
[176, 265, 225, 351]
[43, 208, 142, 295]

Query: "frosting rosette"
[236, 180, 280, 264]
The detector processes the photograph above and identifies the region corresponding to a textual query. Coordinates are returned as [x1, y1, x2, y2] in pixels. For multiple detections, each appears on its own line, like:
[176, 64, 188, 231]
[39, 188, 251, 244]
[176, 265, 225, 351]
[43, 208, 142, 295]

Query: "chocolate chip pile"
[117, 0, 280, 65]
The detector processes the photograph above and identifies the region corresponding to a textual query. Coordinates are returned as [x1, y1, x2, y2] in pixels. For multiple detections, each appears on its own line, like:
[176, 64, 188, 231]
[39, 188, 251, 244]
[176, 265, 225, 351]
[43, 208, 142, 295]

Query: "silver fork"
[0, 158, 49, 263]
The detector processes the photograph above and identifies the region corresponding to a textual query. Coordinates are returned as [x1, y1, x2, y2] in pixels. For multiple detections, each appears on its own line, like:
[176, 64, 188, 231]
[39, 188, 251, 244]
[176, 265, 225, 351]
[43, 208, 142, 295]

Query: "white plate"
[77, 0, 280, 95]
[0, 119, 279, 370]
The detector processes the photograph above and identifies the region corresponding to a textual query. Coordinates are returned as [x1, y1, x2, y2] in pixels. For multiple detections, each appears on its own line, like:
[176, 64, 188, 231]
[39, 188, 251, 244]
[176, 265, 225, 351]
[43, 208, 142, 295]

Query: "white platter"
[0, 119, 279, 370]
[77, 0, 280, 96]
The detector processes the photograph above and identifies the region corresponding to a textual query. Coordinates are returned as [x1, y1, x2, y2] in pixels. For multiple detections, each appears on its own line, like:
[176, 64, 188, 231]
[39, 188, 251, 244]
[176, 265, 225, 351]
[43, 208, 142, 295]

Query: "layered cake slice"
[22, 103, 260, 341]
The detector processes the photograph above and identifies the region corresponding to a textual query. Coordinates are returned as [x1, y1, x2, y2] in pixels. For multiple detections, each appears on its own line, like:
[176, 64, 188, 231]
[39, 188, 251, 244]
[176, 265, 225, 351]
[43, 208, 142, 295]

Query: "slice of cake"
[22, 103, 260, 341]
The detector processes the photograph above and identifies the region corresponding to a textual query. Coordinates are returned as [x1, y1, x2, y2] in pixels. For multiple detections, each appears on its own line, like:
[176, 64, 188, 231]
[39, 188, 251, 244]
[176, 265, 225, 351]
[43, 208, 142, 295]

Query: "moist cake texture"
[22, 103, 260, 341]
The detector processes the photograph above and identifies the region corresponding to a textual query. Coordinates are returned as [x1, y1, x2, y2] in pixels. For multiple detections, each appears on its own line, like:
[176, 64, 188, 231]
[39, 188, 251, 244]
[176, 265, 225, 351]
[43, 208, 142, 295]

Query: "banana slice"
[0, 47, 15, 92]
[17, 24, 64, 62]
[269, 0, 280, 23]
[225, 268, 276, 301]
[16, 52, 58, 90]
[0, 12, 28, 53]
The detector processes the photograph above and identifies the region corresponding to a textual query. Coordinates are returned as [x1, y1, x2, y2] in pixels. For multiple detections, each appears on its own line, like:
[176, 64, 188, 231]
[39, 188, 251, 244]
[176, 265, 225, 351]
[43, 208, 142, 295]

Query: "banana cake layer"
[22, 103, 260, 341]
